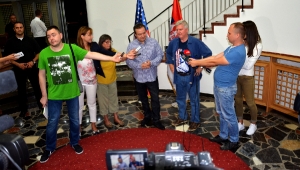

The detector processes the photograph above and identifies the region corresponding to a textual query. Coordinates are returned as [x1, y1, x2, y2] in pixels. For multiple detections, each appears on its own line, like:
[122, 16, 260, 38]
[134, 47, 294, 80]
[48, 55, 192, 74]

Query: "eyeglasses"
[104, 40, 113, 44]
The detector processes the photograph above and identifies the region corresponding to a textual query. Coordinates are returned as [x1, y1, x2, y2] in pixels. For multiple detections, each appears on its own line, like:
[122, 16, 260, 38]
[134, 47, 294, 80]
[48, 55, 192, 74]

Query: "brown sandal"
[114, 113, 125, 127]
[103, 115, 113, 129]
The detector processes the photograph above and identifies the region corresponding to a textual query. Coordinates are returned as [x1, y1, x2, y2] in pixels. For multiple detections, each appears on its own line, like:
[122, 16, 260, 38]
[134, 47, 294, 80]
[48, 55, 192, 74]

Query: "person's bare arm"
[0, 54, 16, 68]
[26, 53, 40, 68]
[39, 69, 48, 107]
[189, 53, 229, 67]
[169, 64, 174, 73]
[85, 52, 121, 62]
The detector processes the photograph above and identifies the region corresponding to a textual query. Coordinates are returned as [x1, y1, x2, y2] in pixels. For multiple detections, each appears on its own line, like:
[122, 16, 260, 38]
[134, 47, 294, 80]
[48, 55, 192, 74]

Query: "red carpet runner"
[29, 128, 250, 170]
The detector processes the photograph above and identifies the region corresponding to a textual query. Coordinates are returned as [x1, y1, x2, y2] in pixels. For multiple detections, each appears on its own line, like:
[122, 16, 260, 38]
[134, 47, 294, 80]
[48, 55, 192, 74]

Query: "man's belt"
[177, 72, 190, 76]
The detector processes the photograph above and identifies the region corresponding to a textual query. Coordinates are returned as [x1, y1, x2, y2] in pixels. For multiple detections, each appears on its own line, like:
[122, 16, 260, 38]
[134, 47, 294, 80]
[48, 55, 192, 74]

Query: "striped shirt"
[126, 37, 163, 83]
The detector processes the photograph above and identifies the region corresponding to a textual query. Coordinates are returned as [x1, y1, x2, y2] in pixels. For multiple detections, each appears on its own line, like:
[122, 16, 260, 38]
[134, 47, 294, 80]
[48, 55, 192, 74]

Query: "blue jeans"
[46, 97, 80, 151]
[176, 75, 200, 123]
[214, 84, 239, 143]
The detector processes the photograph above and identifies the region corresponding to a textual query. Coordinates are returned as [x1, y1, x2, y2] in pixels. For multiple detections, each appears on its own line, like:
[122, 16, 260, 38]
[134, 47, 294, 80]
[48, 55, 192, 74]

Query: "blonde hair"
[175, 20, 189, 30]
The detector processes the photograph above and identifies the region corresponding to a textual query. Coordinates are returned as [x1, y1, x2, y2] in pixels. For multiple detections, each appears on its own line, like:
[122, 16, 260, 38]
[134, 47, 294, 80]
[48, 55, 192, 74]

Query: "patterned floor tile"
[175, 124, 189, 132]
[24, 136, 39, 144]
[285, 124, 299, 130]
[1, 90, 299, 170]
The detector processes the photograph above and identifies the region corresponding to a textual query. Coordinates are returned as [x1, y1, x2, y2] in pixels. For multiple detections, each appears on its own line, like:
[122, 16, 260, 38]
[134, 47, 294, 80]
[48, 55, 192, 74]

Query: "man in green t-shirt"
[38, 25, 135, 163]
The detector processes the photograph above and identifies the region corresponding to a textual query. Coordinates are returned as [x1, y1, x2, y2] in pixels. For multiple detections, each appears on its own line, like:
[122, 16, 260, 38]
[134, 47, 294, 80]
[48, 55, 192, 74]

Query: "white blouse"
[77, 58, 97, 85]
[239, 42, 263, 76]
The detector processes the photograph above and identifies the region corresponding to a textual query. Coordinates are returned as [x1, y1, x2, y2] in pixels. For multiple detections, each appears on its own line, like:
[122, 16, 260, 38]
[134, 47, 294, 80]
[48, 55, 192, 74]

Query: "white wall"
[86, 0, 300, 94]
[86, 0, 193, 52]
[202, 0, 300, 56]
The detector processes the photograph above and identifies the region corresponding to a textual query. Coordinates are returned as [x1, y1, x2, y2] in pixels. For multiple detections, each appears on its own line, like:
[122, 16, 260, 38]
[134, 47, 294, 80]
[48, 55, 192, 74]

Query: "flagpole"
[203, 0, 206, 37]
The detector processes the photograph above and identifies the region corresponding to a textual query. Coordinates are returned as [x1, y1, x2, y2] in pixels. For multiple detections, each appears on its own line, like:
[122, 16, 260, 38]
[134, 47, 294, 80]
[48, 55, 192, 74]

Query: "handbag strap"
[69, 43, 80, 80]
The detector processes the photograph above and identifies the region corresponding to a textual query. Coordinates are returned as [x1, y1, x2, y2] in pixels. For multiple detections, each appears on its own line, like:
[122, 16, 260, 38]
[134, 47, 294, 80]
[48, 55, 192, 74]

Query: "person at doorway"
[235, 20, 262, 135]
[30, 9, 48, 49]
[4, 21, 43, 118]
[5, 14, 17, 39]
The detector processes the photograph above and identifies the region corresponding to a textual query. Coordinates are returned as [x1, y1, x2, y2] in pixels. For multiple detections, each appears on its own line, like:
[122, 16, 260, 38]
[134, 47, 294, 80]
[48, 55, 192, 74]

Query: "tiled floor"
[1, 90, 300, 169]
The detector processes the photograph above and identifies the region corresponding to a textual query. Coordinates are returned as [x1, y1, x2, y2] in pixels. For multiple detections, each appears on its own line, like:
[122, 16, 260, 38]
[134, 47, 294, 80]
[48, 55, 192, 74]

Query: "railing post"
[242, 0, 244, 12]
[202, 0, 206, 37]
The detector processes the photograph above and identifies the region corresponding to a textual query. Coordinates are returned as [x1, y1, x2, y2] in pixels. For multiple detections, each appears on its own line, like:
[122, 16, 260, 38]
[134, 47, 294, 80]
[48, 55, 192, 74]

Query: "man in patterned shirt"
[126, 23, 165, 130]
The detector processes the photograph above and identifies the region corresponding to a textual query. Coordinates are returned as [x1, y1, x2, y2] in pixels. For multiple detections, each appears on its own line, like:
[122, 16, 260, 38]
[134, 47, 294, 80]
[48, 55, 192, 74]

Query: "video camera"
[106, 142, 222, 170]
[0, 115, 29, 170]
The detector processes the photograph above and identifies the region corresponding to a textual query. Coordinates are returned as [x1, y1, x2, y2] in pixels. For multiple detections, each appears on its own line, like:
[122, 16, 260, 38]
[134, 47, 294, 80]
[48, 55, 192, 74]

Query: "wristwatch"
[32, 60, 36, 64]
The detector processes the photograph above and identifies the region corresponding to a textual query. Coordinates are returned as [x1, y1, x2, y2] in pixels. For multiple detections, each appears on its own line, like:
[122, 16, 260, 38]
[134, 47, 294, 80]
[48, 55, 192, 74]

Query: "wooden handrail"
[261, 51, 300, 62]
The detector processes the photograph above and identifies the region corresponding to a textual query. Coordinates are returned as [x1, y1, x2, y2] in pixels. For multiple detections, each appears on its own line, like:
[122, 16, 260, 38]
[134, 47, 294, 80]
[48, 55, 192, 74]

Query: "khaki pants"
[235, 76, 257, 123]
[97, 81, 119, 115]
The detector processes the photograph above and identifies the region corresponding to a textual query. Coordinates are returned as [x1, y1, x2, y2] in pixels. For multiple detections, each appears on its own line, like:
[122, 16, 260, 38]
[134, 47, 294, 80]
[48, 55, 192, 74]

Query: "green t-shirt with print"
[38, 43, 88, 100]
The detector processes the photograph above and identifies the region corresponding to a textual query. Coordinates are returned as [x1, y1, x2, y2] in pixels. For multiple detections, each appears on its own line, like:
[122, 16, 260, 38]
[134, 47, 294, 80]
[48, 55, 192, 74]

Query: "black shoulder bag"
[69, 43, 83, 93]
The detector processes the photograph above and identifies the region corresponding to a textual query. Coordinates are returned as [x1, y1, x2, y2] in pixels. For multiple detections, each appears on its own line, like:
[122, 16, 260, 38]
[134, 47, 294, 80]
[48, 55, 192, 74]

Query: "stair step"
[118, 90, 137, 96]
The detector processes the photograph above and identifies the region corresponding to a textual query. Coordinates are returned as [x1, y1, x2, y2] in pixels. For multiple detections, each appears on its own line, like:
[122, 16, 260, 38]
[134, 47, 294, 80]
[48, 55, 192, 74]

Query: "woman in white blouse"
[76, 26, 99, 135]
[235, 20, 263, 135]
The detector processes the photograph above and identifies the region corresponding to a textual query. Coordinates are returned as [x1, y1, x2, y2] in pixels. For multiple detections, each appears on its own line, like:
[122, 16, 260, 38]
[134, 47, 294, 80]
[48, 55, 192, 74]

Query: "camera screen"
[106, 149, 147, 170]
[110, 154, 144, 170]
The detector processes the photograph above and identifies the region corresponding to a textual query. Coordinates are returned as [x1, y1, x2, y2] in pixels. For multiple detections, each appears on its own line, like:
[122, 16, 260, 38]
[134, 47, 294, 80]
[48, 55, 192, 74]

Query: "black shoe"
[220, 141, 239, 150]
[72, 144, 83, 154]
[153, 121, 165, 130]
[172, 118, 188, 126]
[188, 122, 200, 131]
[19, 111, 29, 118]
[40, 150, 54, 163]
[209, 135, 228, 144]
[141, 118, 152, 127]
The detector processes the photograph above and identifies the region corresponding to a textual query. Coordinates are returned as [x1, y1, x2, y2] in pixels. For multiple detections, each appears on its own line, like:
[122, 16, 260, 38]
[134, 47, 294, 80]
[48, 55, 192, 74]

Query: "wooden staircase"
[116, 65, 137, 96]
[199, 0, 254, 40]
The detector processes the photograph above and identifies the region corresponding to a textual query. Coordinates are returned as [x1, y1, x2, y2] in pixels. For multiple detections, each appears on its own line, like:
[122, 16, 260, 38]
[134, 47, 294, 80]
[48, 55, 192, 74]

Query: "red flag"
[169, 0, 183, 41]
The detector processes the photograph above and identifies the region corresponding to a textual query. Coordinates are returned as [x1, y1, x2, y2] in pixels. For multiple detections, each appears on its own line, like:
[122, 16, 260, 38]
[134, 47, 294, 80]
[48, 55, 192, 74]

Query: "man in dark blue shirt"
[166, 20, 212, 131]
[129, 155, 143, 169]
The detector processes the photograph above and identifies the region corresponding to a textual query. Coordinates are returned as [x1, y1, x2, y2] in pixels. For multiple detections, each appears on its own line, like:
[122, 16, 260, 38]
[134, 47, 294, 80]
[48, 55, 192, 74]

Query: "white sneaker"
[246, 123, 257, 135]
[238, 122, 245, 131]
[171, 102, 178, 108]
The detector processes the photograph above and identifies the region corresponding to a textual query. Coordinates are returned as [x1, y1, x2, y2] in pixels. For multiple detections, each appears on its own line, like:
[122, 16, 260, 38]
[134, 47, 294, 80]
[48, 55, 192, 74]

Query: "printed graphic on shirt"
[176, 48, 190, 73]
[48, 55, 73, 85]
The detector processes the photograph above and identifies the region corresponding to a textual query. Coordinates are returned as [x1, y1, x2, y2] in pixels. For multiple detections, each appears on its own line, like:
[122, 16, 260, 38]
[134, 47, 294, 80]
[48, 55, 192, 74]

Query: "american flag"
[135, 0, 150, 37]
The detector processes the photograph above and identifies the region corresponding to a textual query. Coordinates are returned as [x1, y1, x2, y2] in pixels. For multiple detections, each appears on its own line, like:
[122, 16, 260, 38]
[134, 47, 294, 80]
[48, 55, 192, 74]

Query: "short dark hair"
[232, 22, 245, 40]
[133, 23, 146, 34]
[13, 21, 24, 27]
[47, 25, 60, 33]
[9, 14, 16, 18]
[35, 9, 42, 16]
